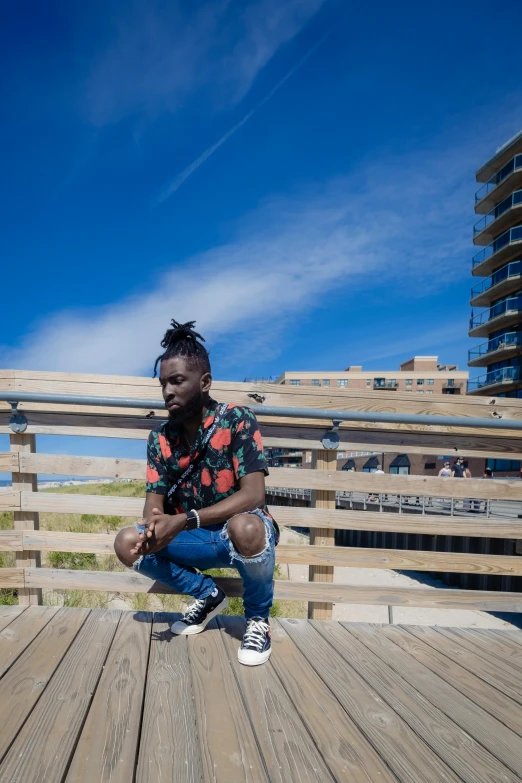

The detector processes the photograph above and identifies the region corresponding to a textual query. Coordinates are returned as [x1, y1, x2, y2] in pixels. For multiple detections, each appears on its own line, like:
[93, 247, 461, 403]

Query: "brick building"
[275, 356, 468, 395]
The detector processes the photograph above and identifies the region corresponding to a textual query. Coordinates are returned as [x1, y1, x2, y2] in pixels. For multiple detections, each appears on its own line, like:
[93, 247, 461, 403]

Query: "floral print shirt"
[146, 399, 271, 519]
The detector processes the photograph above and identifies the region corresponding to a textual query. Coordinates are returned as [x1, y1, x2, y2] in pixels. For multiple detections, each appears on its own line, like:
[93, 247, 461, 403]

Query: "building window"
[374, 377, 386, 389]
[322, 379, 330, 387]
[389, 455, 410, 475]
[312, 379, 320, 386]
[406, 379, 412, 386]
[486, 459, 521, 472]
[427, 390, 433, 394]
[406, 388, 412, 392]
[417, 389, 424, 393]
[427, 379, 434, 385]
[417, 379, 424, 385]
[289, 379, 300, 386]
[363, 456, 380, 472]
[366, 379, 371, 387]
[338, 379, 348, 387]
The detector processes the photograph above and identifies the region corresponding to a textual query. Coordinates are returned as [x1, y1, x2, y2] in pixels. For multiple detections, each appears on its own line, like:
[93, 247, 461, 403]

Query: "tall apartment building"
[275, 356, 468, 395]
[468, 130, 522, 396]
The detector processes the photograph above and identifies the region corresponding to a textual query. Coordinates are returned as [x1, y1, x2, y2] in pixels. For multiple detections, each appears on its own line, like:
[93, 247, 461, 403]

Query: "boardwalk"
[1, 605, 522, 782]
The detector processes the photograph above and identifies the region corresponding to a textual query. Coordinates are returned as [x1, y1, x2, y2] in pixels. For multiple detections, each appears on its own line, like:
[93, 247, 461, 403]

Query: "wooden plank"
[343, 622, 522, 780]
[0, 454, 18, 472]
[280, 618, 460, 783]
[21, 491, 143, 516]
[66, 611, 151, 783]
[268, 619, 397, 782]
[0, 606, 59, 678]
[21, 568, 522, 610]
[378, 624, 522, 738]
[19, 452, 146, 480]
[217, 615, 335, 782]
[0, 490, 20, 511]
[0, 607, 89, 763]
[23, 530, 117, 554]
[0, 568, 24, 588]
[437, 627, 522, 678]
[275, 544, 522, 576]
[188, 619, 268, 782]
[135, 613, 203, 783]
[0, 609, 120, 783]
[0, 605, 27, 633]
[0, 530, 23, 550]
[404, 626, 522, 706]
[10, 434, 40, 605]
[309, 449, 336, 620]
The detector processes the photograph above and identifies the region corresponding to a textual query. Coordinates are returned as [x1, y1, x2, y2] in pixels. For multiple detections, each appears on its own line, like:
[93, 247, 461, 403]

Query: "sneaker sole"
[171, 596, 229, 635]
[237, 647, 272, 666]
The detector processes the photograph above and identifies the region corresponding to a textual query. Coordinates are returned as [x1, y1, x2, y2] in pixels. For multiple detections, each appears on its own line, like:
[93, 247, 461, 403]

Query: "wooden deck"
[1, 606, 522, 782]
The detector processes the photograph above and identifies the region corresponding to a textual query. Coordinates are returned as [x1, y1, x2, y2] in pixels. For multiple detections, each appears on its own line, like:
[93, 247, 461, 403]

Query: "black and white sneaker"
[238, 617, 272, 666]
[171, 587, 229, 635]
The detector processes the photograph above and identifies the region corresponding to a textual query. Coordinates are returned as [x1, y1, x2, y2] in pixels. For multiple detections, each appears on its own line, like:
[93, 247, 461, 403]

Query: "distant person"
[451, 457, 467, 478]
[483, 467, 493, 478]
[438, 461, 451, 477]
[369, 464, 385, 503]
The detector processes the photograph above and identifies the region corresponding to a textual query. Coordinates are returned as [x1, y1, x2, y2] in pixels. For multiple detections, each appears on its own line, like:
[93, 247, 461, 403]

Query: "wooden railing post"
[10, 434, 41, 605]
[308, 448, 336, 620]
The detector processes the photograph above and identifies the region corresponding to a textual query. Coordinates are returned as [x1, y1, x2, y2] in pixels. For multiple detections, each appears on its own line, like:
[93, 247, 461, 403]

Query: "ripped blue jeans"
[133, 509, 277, 619]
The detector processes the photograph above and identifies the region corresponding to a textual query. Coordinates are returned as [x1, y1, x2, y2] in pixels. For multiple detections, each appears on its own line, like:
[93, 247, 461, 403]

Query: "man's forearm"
[195, 487, 264, 527]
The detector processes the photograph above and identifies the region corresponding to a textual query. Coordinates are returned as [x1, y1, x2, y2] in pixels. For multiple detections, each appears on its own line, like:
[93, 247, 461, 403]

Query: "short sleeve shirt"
[146, 399, 271, 518]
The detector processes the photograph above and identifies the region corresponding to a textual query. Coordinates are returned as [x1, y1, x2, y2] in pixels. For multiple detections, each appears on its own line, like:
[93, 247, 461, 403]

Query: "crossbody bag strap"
[166, 402, 229, 503]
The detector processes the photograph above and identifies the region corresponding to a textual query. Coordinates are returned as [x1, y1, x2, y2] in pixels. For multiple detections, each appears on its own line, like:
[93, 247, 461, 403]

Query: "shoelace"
[242, 618, 269, 651]
[183, 597, 206, 623]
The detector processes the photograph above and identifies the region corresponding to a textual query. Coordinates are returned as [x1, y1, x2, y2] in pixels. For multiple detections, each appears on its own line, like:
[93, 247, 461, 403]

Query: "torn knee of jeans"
[220, 511, 272, 565]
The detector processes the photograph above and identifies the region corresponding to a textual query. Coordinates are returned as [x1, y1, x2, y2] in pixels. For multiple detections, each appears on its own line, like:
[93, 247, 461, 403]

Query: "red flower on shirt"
[158, 434, 172, 460]
[201, 468, 212, 486]
[216, 469, 234, 493]
[253, 429, 263, 450]
[178, 455, 191, 470]
[211, 427, 232, 450]
[147, 465, 159, 483]
[236, 420, 245, 433]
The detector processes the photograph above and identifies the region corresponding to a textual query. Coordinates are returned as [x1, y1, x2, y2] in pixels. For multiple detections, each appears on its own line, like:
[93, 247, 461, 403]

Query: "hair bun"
[160, 320, 205, 349]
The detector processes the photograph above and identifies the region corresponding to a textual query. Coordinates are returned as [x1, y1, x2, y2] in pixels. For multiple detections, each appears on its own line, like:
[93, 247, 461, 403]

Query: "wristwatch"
[185, 509, 201, 531]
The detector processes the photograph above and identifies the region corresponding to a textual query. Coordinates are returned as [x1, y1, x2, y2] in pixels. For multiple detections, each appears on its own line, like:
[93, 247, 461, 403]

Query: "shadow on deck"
[1, 606, 522, 782]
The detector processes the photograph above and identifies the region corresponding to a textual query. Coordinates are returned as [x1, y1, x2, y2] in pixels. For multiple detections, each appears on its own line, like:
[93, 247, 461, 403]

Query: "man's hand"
[130, 509, 187, 556]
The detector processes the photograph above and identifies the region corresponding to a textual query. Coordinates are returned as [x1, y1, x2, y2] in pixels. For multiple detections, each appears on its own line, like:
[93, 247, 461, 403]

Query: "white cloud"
[81, 0, 325, 126]
[3, 120, 512, 377]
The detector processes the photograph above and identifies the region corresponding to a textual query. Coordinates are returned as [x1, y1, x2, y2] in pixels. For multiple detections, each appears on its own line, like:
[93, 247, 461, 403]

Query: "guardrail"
[1, 370, 522, 620]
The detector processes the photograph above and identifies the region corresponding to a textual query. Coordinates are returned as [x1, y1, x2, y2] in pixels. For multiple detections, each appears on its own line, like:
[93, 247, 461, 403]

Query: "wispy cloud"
[155, 31, 329, 203]
[3, 116, 513, 377]
[81, 0, 326, 126]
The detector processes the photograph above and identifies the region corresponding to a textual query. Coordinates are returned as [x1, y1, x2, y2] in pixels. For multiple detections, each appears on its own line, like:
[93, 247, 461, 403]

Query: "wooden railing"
[1, 369, 522, 619]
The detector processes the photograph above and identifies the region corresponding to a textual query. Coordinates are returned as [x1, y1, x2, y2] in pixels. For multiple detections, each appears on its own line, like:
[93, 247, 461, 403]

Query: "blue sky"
[2, 0, 522, 385]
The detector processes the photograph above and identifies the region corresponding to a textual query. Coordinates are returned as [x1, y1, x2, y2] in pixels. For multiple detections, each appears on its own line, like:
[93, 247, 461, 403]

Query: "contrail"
[155, 32, 329, 204]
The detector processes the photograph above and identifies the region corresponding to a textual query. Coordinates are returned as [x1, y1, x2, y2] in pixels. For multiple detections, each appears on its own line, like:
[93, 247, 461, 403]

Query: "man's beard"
[168, 389, 205, 425]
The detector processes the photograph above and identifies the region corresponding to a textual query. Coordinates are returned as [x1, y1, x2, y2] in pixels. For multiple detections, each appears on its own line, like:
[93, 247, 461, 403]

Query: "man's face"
[159, 356, 211, 424]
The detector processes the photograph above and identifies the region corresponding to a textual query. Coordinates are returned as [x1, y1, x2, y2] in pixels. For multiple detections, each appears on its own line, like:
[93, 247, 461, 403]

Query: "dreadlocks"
[153, 320, 211, 377]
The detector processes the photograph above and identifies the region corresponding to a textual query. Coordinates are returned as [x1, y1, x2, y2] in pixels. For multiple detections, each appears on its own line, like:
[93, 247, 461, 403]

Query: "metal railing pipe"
[1, 390, 521, 431]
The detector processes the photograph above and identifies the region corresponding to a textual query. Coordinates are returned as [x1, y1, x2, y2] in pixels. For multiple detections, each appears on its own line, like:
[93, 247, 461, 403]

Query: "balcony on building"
[467, 365, 520, 394]
[468, 295, 522, 338]
[475, 153, 522, 213]
[373, 378, 398, 390]
[470, 259, 522, 307]
[472, 224, 522, 277]
[473, 189, 522, 245]
[441, 379, 464, 394]
[468, 331, 522, 367]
